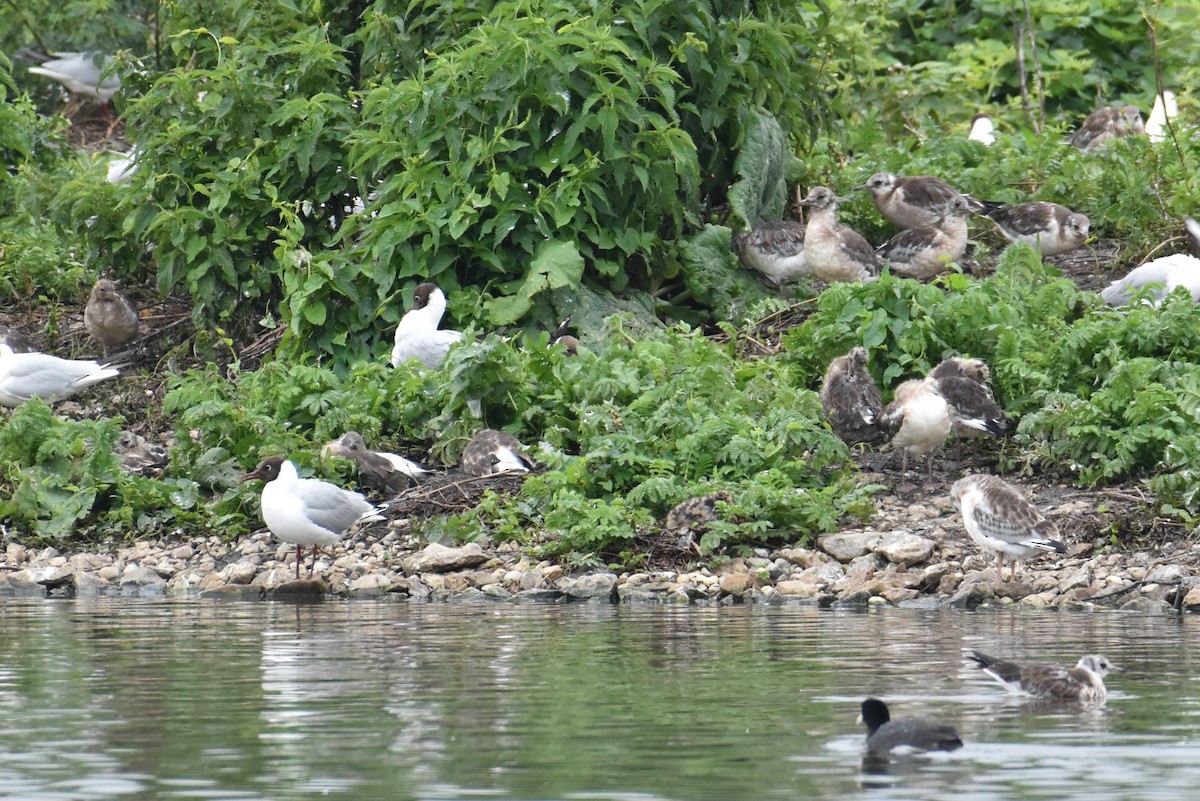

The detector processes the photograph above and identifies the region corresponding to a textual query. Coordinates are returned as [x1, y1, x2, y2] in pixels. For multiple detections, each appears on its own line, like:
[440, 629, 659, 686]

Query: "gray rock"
[121, 564, 167, 589]
[405, 543, 489, 574]
[873, 532, 936, 567]
[560, 573, 617, 602]
[1146, 564, 1189, 584]
[948, 580, 995, 608]
[818, 532, 879, 563]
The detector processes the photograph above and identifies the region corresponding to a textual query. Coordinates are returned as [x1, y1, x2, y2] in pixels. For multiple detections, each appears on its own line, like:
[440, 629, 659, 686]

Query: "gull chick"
[797, 187, 879, 283]
[967, 651, 1119, 705]
[877, 195, 973, 280]
[859, 698, 963, 756]
[1070, 105, 1145, 151]
[322, 431, 423, 496]
[731, 219, 809, 289]
[821, 346, 884, 445]
[880, 379, 951, 479]
[84, 279, 140, 356]
[926, 357, 1008, 450]
[951, 474, 1066, 581]
[978, 201, 1090, 257]
[0, 344, 120, 407]
[857, 172, 975, 229]
[242, 456, 384, 579]
[390, 283, 463, 369]
[461, 429, 535, 476]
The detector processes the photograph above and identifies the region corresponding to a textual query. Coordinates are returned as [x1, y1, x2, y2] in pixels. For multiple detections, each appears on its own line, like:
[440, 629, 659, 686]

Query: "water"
[0, 600, 1195, 800]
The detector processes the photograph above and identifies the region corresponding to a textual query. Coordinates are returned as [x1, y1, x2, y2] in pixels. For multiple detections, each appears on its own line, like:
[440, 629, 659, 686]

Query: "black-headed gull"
[0, 344, 120, 407]
[1147, 90, 1178, 143]
[820, 346, 883, 445]
[876, 195, 973, 280]
[1070, 105, 1145, 151]
[978, 200, 1090, 256]
[966, 651, 1119, 704]
[242, 456, 384, 579]
[84, 279, 139, 356]
[951, 474, 1066, 581]
[1101, 219, 1200, 306]
[880, 379, 951, 479]
[859, 698, 962, 756]
[797, 187, 879, 283]
[731, 219, 809, 289]
[968, 112, 996, 145]
[27, 52, 120, 103]
[857, 172, 977, 229]
[390, 283, 463, 369]
[461, 429, 534, 476]
[322, 431, 427, 495]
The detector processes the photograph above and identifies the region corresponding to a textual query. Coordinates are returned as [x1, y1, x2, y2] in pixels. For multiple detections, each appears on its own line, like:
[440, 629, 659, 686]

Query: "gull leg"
[294, 545, 302, 580]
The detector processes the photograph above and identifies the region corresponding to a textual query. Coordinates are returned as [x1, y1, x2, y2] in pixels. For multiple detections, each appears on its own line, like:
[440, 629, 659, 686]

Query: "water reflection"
[0, 601, 1195, 799]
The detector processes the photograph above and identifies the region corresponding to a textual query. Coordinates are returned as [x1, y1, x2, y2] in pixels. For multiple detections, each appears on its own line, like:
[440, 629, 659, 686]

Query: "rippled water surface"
[0, 599, 1196, 800]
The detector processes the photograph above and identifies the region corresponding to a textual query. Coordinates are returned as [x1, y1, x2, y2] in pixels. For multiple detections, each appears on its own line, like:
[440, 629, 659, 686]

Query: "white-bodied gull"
[390, 283, 463, 369]
[0, 343, 120, 407]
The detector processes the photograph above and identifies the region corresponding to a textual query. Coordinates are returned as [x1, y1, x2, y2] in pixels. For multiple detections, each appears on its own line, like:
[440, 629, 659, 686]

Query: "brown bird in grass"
[880, 379, 951, 480]
[821, 346, 884, 445]
[731, 219, 810, 289]
[857, 172, 978, 230]
[977, 201, 1090, 257]
[1069, 105, 1145, 151]
[84, 279, 139, 356]
[926, 357, 1008, 460]
[461, 429, 535, 476]
[876, 195, 973, 280]
[797, 186, 880, 283]
[322, 431, 416, 496]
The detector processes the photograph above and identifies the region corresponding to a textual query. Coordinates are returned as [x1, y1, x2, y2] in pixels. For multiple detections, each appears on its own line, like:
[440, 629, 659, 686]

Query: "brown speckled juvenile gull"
[665, 490, 730, 532]
[857, 172, 975, 229]
[797, 187, 879, 283]
[322, 431, 419, 496]
[951, 474, 1066, 581]
[966, 651, 1119, 704]
[1069, 105, 1145, 151]
[880, 379, 951, 479]
[859, 698, 963, 756]
[731, 219, 809, 289]
[877, 195, 973, 280]
[390, 283, 463, 369]
[461, 429, 534, 476]
[978, 201, 1090, 257]
[85, 279, 140, 356]
[926, 357, 1008, 445]
[821, 346, 884, 445]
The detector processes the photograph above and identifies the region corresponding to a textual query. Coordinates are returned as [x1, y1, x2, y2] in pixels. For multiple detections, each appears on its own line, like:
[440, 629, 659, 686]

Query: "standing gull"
[876, 195, 973, 280]
[84, 279, 140, 356]
[0, 344, 120, 407]
[797, 187, 879, 283]
[926, 357, 1008, 454]
[859, 698, 963, 756]
[857, 172, 976, 229]
[977, 201, 1090, 257]
[1070, 105, 1145, 151]
[880, 379, 951, 479]
[951, 474, 1066, 581]
[27, 52, 120, 104]
[242, 457, 384, 579]
[820, 346, 884, 445]
[966, 651, 1119, 704]
[390, 283, 463, 369]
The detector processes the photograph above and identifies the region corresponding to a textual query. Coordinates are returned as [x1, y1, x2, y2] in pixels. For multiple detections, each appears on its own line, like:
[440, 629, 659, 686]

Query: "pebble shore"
[4, 478, 1198, 611]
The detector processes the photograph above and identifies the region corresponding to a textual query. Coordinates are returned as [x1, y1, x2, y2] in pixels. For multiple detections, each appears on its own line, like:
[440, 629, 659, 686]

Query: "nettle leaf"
[484, 239, 585, 325]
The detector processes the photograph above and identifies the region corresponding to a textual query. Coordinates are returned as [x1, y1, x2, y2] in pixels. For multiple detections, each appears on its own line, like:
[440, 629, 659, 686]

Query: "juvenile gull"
[0, 344, 120, 407]
[857, 172, 976, 229]
[1070, 105, 1145, 151]
[967, 651, 1119, 704]
[859, 698, 963, 756]
[322, 431, 421, 496]
[242, 456, 384, 579]
[877, 195, 973, 280]
[820, 346, 884, 445]
[731, 219, 809, 289]
[951, 474, 1066, 581]
[390, 283, 463, 369]
[977, 201, 1090, 257]
[1101, 219, 1200, 306]
[926, 357, 1008, 449]
[880, 379, 951, 479]
[797, 187, 879, 283]
[461, 429, 535, 476]
[84, 279, 140, 356]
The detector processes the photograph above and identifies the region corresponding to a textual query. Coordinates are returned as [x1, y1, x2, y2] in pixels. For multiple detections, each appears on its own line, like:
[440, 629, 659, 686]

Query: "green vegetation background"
[1, 0, 1199, 564]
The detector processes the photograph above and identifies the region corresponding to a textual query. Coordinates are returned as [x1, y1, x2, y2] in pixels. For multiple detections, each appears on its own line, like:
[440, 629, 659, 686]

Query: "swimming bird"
[322, 431, 419, 496]
[968, 112, 996, 145]
[859, 698, 963, 755]
[951, 474, 1066, 581]
[241, 456, 384, 579]
[27, 52, 120, 103]
[880, 379, 951, 479]
[1101, 219, 1200, 306]
[926, 357, 1008, 452]
[461, 429, 535, 476]
[0, 344, 120, 407]
[731, 219, 809, 289]
[1146, 90, 1178, 143]
[390, 283, 463, 369]
[84, 279, 139, 356]
[1070, 105, 1145, 151]
[877, 195, 973, 280]
[977, 201, 1090, 257]
[966, 651, 1119, 704]
[797, 187, 879, 283]
[857, 172, 976, 229]
[821, 346, 884, 445]
[323, 431, 430, 481]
